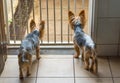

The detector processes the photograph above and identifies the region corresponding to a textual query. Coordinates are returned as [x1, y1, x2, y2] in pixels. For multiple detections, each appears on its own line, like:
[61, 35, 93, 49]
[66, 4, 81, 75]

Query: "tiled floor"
[0, 55, 120, 83]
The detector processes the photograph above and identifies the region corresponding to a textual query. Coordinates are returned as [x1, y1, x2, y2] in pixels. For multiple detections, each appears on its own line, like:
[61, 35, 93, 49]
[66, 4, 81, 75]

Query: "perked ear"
[39, 20, 45, 39]
[79, 10, 85, 18]
[30, 19, 36, 32]
[68, 11, 75, 20]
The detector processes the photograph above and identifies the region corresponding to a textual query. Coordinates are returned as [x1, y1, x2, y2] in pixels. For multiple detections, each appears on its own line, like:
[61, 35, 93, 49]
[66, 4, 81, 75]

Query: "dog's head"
[30, 20, 45, 40]
[68, 10, 86, 30]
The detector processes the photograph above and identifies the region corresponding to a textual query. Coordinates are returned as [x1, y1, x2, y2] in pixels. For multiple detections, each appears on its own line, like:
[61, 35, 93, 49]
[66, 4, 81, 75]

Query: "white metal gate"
[3, 0, 89, 45]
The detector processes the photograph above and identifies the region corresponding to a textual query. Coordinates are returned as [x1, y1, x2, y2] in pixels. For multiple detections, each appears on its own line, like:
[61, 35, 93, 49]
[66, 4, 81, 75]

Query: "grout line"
[35, 77, 75, 78]
[73, 58, 76, 83]
[35, 60, 40, 83]
[0, 77, 37, 78]
[75, 77, 114, 78]
[108, 57, 114, 83]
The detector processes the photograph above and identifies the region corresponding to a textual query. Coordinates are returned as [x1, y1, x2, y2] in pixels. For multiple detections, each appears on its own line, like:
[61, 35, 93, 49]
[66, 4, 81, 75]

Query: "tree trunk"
[10, 0, 34, 40]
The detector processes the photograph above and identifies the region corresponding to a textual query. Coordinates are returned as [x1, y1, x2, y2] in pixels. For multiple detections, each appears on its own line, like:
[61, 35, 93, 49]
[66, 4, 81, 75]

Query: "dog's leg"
[89, 50, 98, 73]
[89, 57, 94, 72]
[93, 57, 98, 73]
[18, 54, 23, 79]
[27, 64, 31, 77]
[81, 47, 84, 61]
[74, 43, 80, 58]
[19, 67, 23, 79]
[27, 56, 32, 77]
[36, 46, 40, 60]
[84, 51, 89, 70]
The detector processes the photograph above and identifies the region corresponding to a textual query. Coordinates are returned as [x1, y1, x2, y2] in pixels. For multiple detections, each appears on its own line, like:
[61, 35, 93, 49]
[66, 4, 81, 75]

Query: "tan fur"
[30, 20, 45, 39]
[39, 21, 45, 39]
[18, 52, 32, 79]
[68, 10, 86, 30]
[18, 20, 45, 79]
[30, 19, 36, 32]
[68, 10, 98, 73]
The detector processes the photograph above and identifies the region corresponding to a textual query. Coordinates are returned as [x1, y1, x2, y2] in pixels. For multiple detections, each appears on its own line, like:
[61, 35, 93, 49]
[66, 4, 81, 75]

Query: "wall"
[94, 0, 120, 56]
[0, 0, 7, 75]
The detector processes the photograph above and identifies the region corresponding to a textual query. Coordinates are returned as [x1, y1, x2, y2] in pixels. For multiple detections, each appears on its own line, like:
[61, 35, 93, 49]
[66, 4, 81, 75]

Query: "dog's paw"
[89, 67, 93, 72]
[19, 76, 24, 79]
[73, 54, 79, 58]
[27, 73, 31, 77]
[84, 66, 89, 70]
[37, 56, 41, 60]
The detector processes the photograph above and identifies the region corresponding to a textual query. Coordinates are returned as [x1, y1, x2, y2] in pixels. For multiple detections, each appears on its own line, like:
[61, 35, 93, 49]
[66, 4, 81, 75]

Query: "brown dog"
[68, 10, 98, 73]
[18, 20, 45, 79]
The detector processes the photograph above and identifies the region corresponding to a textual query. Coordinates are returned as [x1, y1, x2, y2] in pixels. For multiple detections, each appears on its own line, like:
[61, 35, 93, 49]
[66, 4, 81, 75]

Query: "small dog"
[68, 10, 98, 73]
[18, 20, 45, 79]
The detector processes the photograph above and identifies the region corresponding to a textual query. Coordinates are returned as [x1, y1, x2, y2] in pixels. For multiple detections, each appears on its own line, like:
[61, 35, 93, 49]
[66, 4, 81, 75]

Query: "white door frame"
[88, 0, 98, 42]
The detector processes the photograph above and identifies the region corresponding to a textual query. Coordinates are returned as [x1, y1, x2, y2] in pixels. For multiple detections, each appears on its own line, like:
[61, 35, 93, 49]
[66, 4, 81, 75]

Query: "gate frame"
[3, 0, 98, 47]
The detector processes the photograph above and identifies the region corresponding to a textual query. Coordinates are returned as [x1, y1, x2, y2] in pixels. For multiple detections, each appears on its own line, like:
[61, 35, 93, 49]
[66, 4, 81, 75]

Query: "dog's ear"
[79, 10, 85, 18]
[79, 10, 86, 28]
[68, 11, 75, 30]
[30, 19, 36, 32]
[68, 11, 75, 20]
[39, 20, 45, 39]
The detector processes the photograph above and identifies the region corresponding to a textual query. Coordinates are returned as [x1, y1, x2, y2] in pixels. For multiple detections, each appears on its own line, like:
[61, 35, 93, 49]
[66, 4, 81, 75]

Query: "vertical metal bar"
[82, 0, 85, 9]
[53, 0, 56, 43]
[68, 0, 70, 43]
[26, 0, 29, 34]
[39, 0, 42, 21]
[11, 0, 16, 43]
[46, 0, 49, 43]
[33, 0, 35, 20]
[4, 0, 10, 44]
[19, 0, 22, 43]
[74, 0, 76, 13]
[39, 0, 43, 43]
[60, 0, 63, 43]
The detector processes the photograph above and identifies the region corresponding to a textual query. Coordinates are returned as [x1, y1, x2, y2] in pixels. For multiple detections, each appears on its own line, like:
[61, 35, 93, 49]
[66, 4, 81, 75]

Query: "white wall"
[94, 0, 120, 56]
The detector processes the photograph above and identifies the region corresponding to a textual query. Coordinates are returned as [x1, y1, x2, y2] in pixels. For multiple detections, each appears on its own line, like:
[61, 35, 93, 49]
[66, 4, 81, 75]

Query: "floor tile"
[1, 57, 38, 78]
[74, 57, 112, 77]
[36, 78, 74, 83]
[109, 57, 120, 77]
[41, 55, 73, 59]
[76, 78, 113, 83]
[1, 58, 19, 77]
[37, 59, 74, 77]
[0, 78, 36, 83]
[40, 48, 74, 55]
[114, 78, 120, 83]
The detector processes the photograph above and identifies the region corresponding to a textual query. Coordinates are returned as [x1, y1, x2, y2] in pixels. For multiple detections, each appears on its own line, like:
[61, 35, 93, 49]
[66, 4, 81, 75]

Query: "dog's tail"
[30, 19, 36, 32]
[39, 20, 45, 39]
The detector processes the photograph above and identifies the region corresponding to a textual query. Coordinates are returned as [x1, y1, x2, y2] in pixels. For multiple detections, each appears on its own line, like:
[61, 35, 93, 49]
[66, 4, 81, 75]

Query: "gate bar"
[74, 0, 76, 13]
[33, 0, 35, 20]
[46, 0, 49, 43]
[11, 0, 16, 43]
[39, 0, 42, 21]
[60, 0, 63, 42]
[68, 0, 70, 43]
[82, 0, 85, 9]
[53, 0, 56, 43]
[4, 0, 10, 44]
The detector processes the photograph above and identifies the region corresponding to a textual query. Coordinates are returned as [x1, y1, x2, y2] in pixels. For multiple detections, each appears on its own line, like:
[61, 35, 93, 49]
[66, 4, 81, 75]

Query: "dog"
[68, 10, 98, 73]
[18, 19, 45, 79]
